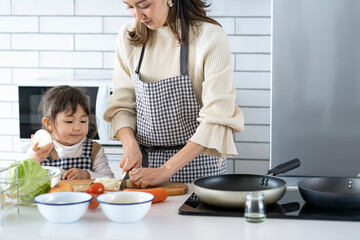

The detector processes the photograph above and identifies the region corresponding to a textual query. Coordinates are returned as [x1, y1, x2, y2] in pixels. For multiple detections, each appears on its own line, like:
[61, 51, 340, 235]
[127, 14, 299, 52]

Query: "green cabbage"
[6, 159, 51, 203]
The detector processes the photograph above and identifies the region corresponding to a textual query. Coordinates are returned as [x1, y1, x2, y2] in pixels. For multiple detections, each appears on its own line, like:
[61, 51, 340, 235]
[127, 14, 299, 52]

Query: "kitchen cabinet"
[104, 146, 124, 178]
[106, 154, 123, 179]
[1, 186, 359, 240]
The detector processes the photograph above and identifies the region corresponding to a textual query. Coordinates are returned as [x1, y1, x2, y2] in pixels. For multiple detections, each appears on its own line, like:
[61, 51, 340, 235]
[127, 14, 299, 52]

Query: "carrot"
[123, 188, 168, 203]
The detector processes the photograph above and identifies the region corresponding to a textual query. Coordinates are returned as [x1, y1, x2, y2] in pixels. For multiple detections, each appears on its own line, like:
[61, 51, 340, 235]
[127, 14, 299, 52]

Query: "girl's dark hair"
[39, 85, 98, 139]
[128, 0, 220, 46]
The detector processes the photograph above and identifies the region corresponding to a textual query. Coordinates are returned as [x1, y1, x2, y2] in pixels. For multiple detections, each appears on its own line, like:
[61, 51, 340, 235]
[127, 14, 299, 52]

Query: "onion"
[33, 129, 52, 148]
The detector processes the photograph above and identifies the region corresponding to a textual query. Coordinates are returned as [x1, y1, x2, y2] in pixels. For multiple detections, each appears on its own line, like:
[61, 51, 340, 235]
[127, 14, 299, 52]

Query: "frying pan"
[192, 158, 301, 208]
[298, 177, 360, 209]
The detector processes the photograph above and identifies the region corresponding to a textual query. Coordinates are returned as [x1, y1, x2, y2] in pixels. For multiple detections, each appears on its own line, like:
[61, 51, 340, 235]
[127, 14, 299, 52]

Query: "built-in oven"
[18, 79, 120, 146]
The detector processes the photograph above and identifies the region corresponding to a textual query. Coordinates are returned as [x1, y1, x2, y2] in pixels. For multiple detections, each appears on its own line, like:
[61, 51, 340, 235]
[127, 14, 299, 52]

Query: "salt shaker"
[244, 192, 266, 223]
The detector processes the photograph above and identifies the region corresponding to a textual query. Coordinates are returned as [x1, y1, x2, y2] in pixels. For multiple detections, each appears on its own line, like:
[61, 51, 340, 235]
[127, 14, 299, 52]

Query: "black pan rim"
[298, 177, 360, 195]
[192, 174, 286, 191]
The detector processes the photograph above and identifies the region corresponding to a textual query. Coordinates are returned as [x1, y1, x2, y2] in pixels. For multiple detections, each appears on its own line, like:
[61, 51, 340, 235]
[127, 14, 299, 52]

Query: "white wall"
[0, 0, 271, 175]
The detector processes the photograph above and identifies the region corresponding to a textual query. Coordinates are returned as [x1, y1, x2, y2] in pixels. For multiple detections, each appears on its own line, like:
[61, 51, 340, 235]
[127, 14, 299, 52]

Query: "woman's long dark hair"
[128, 0, 220, 46]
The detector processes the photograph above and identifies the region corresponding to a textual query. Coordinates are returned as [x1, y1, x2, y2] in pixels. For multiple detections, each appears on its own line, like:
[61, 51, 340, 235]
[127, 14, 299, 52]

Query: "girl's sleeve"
[189, 25, 244, 158]
[88, 147, 115, 179]
[103, 22, 137, 140]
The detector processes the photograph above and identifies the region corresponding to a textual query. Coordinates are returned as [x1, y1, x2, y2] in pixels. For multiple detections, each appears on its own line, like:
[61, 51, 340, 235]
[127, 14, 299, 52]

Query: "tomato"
[86, 182, 105, 194]
[88, 193, 100, 209]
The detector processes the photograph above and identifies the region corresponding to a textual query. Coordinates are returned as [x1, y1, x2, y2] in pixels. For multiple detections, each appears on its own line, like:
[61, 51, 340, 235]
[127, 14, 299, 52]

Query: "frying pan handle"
[267, 158, 301, 176]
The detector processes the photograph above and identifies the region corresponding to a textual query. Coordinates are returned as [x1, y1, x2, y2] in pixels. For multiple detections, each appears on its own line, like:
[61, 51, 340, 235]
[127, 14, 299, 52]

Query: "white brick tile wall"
[103, 52, 115, 69]
[0, 152, 24, 160]
[0, 0, 272, 173]
[0, 119, 19, 135]
[75, 34, 117, 51]
[0, 102, 12, 118]
[75, 69, 112, 80]
[233, 72, 270, 89]
[234, 159, 269, 174]
[0, 136, 12, 152]
[75, 0, 129, 16]
[12, 136, 28, 153]
[0, 85, 17, 101]
[103, 17, 135, 33]
[227, 159, 234, 174]
[40, 52, 103, 68]
[214, 18, 235, 35]
[12, 34, 74, 50]
[12, 68, 74, 83]
[236, 18, 271, 35]
[0, 136, 12, 151]
[0, 51, 39, 67]
[0, 68, 11, 84]
[0, 34, 10, 49]
[229, 36, 270, 53]
[209, 0, 270, 17]
[234, 142, 269, 159]
[236, 54, 270, 71]
[12, 102, 18, 118]
[0, 0, 10, 15]
[242, 108, 270, 125]
[12, 0, 74, 15]
[236, 89, 270, 107]
[40, 17, 102, 33]
[0, 17, 38, 32]
[235, 125, 270, 142]
[231, 53, 235, 70]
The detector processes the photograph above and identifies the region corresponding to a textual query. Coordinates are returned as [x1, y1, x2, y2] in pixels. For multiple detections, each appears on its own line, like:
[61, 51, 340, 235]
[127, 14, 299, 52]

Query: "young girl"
[25, 85, 114, 180]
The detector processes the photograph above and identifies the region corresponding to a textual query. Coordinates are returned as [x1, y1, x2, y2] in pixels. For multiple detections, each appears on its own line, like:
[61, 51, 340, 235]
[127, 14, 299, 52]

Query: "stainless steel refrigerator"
[271, 0, 360, 177]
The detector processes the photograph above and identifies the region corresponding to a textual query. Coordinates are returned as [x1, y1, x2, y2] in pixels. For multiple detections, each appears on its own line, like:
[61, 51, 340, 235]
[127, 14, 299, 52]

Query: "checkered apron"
[133, 42, 227, 184]
[41, 139, 92, 170]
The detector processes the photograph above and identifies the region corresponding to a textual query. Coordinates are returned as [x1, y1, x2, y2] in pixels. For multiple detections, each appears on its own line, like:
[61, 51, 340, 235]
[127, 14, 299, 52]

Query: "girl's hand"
[119, 142, 142, 173]
[62, 168, 90, 180]
[29, 134, 54, 162]
[129, 166, 172, 188]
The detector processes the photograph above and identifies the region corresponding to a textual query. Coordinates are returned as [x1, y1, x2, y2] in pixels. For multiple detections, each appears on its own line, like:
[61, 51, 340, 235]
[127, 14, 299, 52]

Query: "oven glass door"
[19, 86, 99, 140]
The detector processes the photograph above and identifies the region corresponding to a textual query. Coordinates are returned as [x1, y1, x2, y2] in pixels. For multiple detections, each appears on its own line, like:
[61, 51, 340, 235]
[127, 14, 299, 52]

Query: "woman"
[103, 0, 244, 187]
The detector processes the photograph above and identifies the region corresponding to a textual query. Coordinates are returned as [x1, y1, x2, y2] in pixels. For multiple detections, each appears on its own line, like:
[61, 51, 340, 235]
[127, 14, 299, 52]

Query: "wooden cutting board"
[63, 179, 188, 196]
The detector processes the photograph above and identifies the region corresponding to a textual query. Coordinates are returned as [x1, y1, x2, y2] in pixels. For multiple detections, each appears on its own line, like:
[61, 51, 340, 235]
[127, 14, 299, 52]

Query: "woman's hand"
[62, 168, 90, 180]
[119, 141, 142, 172]
[116, 127, 142, 172]
[29, 134, 54, 162]
[129, 166, 172, 188]
[128, 141, 206, 187]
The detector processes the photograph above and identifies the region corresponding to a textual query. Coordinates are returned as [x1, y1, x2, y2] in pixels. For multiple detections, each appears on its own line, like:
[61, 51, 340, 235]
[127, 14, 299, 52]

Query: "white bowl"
[97, 192, 154, 223]
[34, 192, 92, 223]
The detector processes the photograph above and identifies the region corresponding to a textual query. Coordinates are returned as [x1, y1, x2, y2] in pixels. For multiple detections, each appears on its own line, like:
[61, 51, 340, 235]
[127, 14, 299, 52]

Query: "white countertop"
[1, 187, 360, 240]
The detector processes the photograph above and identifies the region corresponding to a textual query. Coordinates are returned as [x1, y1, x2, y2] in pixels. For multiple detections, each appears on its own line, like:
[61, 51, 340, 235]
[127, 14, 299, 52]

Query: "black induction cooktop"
[178, 189, 360, 222]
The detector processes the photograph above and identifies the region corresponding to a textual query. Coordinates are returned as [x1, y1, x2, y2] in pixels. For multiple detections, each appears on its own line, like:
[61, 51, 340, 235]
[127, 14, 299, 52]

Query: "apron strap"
[180, 42, 189, 76]
[135, 45, 146, 75]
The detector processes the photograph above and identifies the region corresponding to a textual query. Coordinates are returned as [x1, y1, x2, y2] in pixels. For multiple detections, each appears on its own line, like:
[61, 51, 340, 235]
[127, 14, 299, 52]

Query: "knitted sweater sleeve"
[189, 24, 244, 158]
[103, 22, 137, 139]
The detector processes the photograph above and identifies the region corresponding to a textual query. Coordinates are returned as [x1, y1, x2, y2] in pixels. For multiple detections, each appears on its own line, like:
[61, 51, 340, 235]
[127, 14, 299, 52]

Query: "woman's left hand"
[62, 168, 90, 180]
[129, 167, 171, 188]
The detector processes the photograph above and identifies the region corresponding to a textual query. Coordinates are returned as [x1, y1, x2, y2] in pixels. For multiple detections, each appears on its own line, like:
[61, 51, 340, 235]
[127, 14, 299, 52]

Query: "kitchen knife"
[119, 171, 130, 191]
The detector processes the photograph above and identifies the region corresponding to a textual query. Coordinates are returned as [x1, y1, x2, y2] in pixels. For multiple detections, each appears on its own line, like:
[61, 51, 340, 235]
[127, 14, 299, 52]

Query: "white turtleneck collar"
[52, 137, 87, 159]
